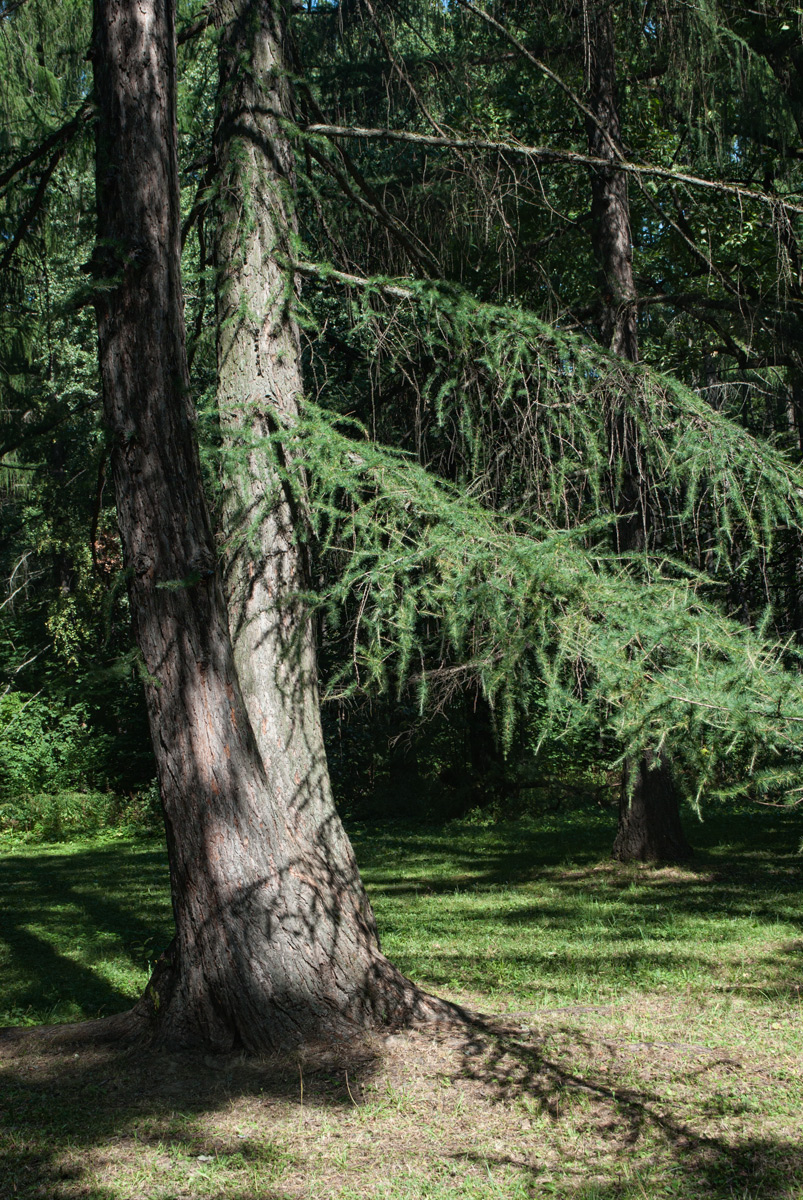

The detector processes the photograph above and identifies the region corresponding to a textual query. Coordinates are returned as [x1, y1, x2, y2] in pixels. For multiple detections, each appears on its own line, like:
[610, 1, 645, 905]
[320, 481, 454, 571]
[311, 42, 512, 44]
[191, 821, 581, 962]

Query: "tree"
[281, 0, 803, 823]
[5, 0, 803, 993]
[90, 0, 440, 1052]
[584, 4, 691, 862]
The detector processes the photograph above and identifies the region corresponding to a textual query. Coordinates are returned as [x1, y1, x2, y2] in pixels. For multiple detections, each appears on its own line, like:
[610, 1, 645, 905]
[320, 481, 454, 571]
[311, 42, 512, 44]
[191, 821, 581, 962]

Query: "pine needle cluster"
[312, 271, 803, 566]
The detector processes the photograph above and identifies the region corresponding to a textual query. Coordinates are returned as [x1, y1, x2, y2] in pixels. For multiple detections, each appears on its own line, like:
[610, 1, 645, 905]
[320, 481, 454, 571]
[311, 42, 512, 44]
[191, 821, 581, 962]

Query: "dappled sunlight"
[2, 999, 802, 1199]
[352, 806, 802, 1010]
[0, 839, 172, 1026]
[1, 803, 801, 1197]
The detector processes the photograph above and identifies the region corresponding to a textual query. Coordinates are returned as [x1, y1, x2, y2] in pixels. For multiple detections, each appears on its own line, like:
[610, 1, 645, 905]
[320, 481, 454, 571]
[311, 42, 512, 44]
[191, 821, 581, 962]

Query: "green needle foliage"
[4, 0, 803, 824]
[237, 391, 803, 807]
[320, 272, 803, 561]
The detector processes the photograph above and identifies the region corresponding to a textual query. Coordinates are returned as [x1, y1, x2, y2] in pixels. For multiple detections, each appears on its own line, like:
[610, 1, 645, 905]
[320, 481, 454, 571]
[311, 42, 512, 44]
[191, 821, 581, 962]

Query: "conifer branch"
[177, 3, 218, 45]
[0, 99, 93, 195]
[455, 0, 623, 161]
[292, 258, 803, 558]
[298, 122, 803, 217]
[290, 65, 441, 275]
[257, 404, 803, 798]
[0, 144, 65, 272]
[292, 259, 415, 298]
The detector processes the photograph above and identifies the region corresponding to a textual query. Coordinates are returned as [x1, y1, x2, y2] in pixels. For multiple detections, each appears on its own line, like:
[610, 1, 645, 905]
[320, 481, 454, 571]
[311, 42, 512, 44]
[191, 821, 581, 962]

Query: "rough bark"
[586, 20, 638, 371]
[585, 8, 691, 863]
[612, 752, 691, 864]
[91, 0, 446, 1053]
[213, 0, 369, 918]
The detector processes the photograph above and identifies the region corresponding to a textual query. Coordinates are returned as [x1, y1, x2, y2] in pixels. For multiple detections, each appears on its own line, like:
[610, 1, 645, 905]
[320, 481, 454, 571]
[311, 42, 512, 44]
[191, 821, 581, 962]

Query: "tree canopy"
[2, 0, 803, 882]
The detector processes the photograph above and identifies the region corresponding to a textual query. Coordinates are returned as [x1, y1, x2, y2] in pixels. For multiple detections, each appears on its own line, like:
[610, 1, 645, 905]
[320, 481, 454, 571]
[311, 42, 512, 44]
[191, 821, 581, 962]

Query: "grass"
[0, 801, 802, 1198]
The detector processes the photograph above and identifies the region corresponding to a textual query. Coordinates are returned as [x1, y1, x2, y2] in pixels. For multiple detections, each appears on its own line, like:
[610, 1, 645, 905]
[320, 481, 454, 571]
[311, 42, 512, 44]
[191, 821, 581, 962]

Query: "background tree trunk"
[585, 7, 691, 863]
[91, 0, 442, 1052]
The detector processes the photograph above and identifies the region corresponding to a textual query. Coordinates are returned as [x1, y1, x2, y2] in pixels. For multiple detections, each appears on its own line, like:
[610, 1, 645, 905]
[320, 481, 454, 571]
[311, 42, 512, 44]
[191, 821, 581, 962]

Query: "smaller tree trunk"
[612, 752, 692, 863]
[213, 0, 369, 922]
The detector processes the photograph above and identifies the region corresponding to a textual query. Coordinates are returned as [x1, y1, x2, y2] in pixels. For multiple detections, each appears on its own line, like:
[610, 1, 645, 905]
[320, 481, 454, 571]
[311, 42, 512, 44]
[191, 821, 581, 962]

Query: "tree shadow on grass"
[3, 806, 799, 1027]
[0, 808, 801, 1197]
[0, 1021, 373, 1200]
[450, 1012, 803, 1200]
[0, 838, 172, 1023]
[1, 1011, 801, 1200]
[353, 803, 802, 904]
[355, 804, 803, 999]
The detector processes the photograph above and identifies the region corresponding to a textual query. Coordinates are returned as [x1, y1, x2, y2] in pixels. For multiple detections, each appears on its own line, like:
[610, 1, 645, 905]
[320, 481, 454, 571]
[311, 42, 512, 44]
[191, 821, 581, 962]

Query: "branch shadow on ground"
[353, 803, 803, 1000]
[0, 803, 800, 1198]
[448, 1011, 803, 1199]
[0, 1021, 375, 1200]
[0, 839, 172, 1023]
[1, 1006, 802, 1200]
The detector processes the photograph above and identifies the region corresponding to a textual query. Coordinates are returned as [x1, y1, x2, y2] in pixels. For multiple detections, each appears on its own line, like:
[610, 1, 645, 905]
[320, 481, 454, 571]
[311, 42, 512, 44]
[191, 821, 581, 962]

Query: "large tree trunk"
[213, 0, 367, 913]
[90, 0, 442, 1053]
[585, 8, 691, 863]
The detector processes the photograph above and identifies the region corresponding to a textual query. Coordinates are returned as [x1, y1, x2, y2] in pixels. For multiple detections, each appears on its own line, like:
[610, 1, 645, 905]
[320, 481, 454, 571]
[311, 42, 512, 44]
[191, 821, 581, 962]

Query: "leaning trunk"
[213, 0, 365, 908]
[91, 0, 439, 1052]
[585, 7, 691, 862]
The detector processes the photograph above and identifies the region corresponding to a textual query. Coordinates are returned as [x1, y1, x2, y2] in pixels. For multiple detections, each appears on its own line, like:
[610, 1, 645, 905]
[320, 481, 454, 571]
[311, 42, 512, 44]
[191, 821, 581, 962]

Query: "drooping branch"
[455, 0, 623, 161]
[291, 257, 803, 557]
[289, 64, 441, 274]
[177, 2, 217, 45]
[0, 144, 68, 272]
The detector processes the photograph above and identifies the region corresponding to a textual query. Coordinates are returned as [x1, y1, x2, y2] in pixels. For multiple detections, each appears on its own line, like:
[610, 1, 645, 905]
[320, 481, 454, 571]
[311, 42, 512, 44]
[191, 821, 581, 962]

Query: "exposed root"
[0, 1007, 145, 1055]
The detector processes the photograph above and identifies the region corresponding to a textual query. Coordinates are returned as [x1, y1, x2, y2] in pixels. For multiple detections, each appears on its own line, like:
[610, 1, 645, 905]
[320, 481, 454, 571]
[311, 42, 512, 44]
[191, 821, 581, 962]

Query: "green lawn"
[2, 804, 800, 1024]
[1, 802, 801, 1199]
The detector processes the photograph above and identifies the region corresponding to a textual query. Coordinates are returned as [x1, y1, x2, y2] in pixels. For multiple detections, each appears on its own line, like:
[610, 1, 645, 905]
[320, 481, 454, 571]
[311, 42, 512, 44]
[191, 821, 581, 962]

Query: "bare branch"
[291, 73, 441, 274]
[297, 122, 803, 217]
[359, 0, 448, 137]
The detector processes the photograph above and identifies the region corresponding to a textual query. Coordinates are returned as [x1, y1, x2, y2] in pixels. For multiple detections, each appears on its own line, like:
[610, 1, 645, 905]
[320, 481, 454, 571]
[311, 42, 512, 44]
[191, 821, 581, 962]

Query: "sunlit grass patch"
[0, 801, 801, 1199]
[352, 805, 803, 1013]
